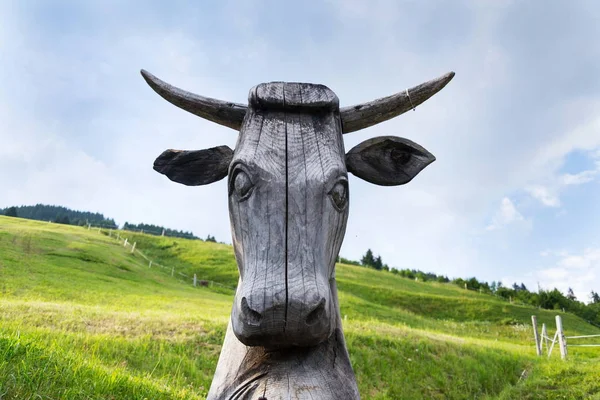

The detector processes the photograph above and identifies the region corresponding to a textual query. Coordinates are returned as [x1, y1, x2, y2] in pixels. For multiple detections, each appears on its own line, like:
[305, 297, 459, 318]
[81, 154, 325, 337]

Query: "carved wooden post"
[141, 68, 454, 399]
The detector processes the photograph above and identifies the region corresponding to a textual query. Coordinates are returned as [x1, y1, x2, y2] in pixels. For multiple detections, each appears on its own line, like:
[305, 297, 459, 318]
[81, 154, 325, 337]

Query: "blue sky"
[1, 0, 599, 301]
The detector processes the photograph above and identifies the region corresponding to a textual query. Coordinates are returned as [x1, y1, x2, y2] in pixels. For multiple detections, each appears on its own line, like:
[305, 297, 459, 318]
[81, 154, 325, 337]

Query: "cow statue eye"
[329, 180, 348, 211]
[232, 170, 254, 200]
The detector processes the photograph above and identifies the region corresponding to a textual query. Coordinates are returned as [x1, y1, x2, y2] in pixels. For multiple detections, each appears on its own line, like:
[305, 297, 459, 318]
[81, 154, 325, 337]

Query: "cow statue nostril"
[241, 297, 262, 325]
[305, 298, 327, 326]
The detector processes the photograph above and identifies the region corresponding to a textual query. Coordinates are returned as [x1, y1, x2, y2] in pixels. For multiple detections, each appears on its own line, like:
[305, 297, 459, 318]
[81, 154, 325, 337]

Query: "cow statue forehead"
[141, 69, 454, 399]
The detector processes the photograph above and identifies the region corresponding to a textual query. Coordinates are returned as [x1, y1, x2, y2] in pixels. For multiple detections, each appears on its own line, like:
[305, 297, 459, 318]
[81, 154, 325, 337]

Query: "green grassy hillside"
[1, 216, 599, 399]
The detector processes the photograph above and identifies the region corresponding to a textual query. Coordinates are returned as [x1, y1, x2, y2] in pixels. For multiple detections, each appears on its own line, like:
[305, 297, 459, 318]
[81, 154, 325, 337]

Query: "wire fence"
[88, 225, 235, 292]
[533, 315, 600, 360]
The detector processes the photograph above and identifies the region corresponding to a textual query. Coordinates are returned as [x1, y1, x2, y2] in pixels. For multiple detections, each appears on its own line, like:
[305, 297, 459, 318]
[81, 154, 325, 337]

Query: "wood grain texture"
[208, 281, 359, 400]
[229, 104, 288, 347]
[146, 75, 450, 398]
[340, 72, 455, 133]
[285, 83, 347, 342]
[153, 146, 233, 186]
[209, 82, 359, 399]
[250, 82, 338, 111]
[141, 69, 247, 130]
[346, 136, 435, 186]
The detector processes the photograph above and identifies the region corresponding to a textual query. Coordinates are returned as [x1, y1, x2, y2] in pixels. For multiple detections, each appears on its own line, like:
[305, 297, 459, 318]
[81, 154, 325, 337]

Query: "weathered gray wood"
[250, 81, 338, 111]
[346, 136, 435, 186]
[208, 280, 359, 399]
[142, 73, 454, 399]
[556, 315, 568, 360]
[229, 102, 288, 348]
[209, 82, 360, 398]
[541, 323, 548, 352]
[532, 315, 541, 356]
[153, 146, 233, 186]
[340, 72, 455, 133]
[141, 69, 454, 134]
[547, 331, 558, 357]
[140, 70, 247, 130]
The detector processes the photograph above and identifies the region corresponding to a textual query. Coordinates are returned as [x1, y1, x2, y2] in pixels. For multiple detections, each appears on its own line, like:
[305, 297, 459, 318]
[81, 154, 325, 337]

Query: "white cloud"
[525, 117, 600, 208]
[525, 147, 600, 208]
[486, 197, 525, 231]
[525, 185, 561, 207]
[533, 248, 600, 302]
[1, 1, 600, 287]
[561, 170, 597, 185]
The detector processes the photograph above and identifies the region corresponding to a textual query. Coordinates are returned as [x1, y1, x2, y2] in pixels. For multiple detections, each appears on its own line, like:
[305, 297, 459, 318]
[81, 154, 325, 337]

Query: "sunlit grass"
[0, 216, 599, 399]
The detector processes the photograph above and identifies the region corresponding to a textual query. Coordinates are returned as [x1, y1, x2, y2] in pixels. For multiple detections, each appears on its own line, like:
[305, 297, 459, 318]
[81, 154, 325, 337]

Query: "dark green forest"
[122, 222, 200, 240]
[1, 204, 117, 228]
[345, 249, 600, 326]
[0, 204, 205, 241]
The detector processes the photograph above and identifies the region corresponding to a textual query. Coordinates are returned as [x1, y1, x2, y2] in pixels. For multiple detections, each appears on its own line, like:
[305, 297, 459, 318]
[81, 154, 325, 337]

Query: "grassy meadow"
[0, 215, 599, 399]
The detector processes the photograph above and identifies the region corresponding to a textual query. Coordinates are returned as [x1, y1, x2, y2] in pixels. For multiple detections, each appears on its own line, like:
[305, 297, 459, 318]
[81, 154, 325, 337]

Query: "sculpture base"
[207, 323, 360, 400]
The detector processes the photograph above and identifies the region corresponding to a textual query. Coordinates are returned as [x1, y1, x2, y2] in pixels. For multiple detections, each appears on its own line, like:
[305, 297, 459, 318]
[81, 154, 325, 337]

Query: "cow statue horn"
[339, 71, 455, 133]
[140, 69, 247, 131]
[142, 69, 454, 134]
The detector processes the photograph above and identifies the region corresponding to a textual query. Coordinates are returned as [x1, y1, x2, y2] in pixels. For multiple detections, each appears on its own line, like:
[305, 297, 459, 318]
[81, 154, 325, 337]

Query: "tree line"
[340, 248, 600, 326]
[1, 204, 216, 242]
[122, 222, 200, 240]
[1, 204, 117, 228]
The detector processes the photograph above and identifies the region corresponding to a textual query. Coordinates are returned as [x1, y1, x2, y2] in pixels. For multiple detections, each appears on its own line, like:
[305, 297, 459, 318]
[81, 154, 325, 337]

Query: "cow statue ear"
[346, 136, 435, 186]
[153, 145, 233, 186]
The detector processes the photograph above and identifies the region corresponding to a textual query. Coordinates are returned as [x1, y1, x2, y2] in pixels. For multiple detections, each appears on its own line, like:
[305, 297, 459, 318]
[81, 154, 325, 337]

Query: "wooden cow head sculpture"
[142, 69, 454, 399]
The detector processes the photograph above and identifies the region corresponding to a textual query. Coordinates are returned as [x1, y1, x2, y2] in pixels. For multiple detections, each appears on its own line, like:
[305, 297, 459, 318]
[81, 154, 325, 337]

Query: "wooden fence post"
[532, 315, 542, 356]
[193, 274, 197, 287]
[556, 315, 567, 360]
[149, 260, 152, 268]
[131, 242, 136, 253]
[464, 283, 467, 290]
[124, 238, 128, 247]
[541, 323, 548, 352]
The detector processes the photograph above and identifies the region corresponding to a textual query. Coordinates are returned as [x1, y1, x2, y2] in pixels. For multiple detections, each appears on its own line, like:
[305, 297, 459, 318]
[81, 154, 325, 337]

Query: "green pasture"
[0, 216, 598, 399]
